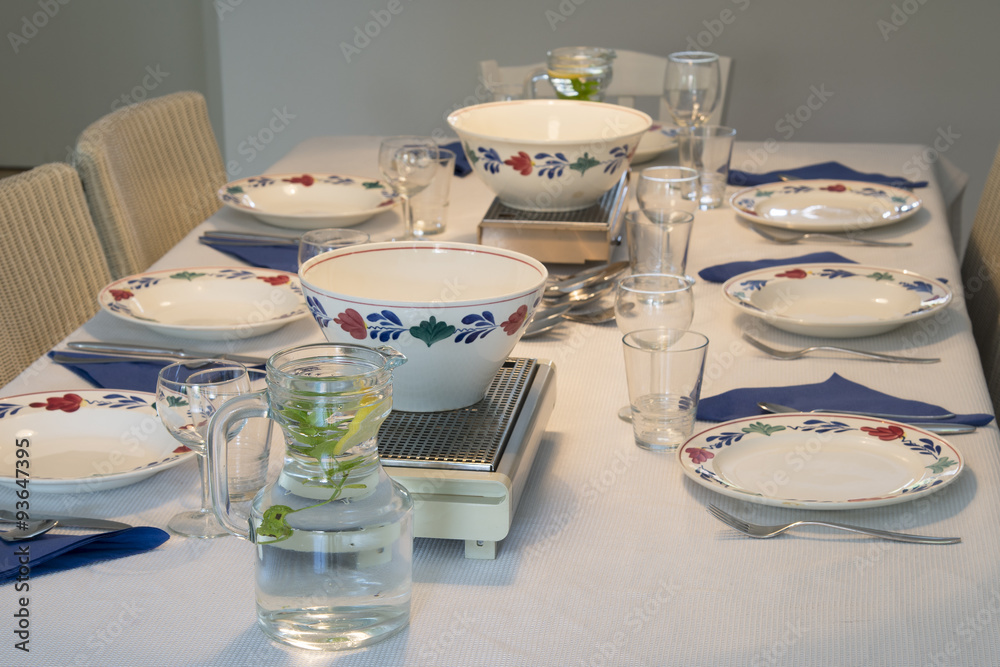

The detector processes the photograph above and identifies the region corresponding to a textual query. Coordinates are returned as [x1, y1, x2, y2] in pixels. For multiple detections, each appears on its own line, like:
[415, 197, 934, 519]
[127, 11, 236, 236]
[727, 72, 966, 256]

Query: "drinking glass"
[614, 273, 695, 421]
[663, 52, 721, 167]
[157, 360, 256, 538]
[378, 137, 440, 240]
[635, 166, 699, 216]
[297, 228, 370, 269]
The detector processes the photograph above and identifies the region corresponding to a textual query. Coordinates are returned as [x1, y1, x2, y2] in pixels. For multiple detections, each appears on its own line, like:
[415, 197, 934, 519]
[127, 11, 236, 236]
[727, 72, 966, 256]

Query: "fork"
[742, 333, 939, 364]
[707, 504, 960, 544]
[748, 222, 911, 247]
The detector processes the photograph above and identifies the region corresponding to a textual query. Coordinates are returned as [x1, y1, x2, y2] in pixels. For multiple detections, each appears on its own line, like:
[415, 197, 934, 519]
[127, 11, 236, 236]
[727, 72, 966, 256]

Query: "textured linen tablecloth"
[4, 138, 998, 667]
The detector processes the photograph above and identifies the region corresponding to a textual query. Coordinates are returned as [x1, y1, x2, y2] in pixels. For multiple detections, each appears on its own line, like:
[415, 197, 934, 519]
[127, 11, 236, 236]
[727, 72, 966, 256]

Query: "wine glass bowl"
[635, 166, 699, 215]
[662, 51, 721, 129]
[378, 136, 440, 239]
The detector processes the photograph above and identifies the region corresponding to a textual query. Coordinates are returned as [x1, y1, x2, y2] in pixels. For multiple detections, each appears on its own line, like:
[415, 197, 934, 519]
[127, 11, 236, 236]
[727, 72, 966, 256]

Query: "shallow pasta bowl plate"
[218, 173, 396, 230]
[722, 263, 952, 338]
[99, 267, 309, 341]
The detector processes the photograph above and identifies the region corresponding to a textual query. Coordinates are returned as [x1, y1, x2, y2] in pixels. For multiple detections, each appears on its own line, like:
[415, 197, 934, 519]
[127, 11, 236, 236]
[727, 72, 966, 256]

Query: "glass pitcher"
[207, 342, 412, 651]
[526, 46, 615, 102]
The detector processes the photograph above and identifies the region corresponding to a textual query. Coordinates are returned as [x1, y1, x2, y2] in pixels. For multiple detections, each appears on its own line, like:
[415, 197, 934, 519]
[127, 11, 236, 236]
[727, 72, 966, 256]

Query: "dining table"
[3, 135, 999, 667]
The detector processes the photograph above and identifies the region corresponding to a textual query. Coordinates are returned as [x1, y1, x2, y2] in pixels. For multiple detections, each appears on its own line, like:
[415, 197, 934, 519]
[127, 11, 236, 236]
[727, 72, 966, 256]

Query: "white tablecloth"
[4, 138, 998, 666]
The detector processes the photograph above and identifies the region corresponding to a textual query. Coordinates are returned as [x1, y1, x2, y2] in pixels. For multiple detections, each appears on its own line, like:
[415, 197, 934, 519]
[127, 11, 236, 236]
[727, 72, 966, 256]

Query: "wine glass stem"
[400, 194, 414, 239]
[196, 453, 213, 513]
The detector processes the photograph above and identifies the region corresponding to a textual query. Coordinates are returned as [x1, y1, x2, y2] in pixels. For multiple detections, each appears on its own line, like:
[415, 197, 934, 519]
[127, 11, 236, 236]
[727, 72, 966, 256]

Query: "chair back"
[73, 90, 226, 278]
[478, 50, 732, 125]
[0, 163, 112, 387]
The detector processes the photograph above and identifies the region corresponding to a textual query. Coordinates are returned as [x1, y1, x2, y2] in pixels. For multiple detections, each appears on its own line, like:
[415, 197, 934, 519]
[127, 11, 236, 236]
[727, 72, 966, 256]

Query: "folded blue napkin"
[697, 251, 857, 283]
[198, 237, 298, 273]
[727, 161, 927, 189]
[0, 527, 169, 581]
[441, 140, 472, 177]
[697, 373, 994, 426]
[49, 351, 170, 392]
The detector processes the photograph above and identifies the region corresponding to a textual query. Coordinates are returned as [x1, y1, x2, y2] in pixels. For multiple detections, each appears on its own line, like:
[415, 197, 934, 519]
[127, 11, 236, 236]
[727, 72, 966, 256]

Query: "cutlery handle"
[69, 341, 189, 357]
[816, 346, 939, 363]
[810, 233, 911, 247]
[802, 521, 960, 544]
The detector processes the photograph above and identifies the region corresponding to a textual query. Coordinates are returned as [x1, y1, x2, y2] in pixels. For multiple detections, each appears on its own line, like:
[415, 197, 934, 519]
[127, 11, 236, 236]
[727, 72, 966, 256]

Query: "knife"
[65, 342, 269, 366]
[0, 510, 131, 531]
[201, 230, 301, 246]
[756, 402, 976, 435]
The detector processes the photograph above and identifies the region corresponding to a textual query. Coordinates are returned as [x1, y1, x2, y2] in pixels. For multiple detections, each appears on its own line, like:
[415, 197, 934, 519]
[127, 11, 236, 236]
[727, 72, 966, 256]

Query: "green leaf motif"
[170, 271, 206, 281]
[166, 395, 188, 408]
[755, 190, 774, 197]
[569, 153, 600, 175]
[257, 505, 294, 540]
[464, 142, 479, 165]
[926, 456, 958, 474]
[362, 181, 383, 189]
[868, 272, 895, 281]
[410, 316, 456, 347]
[742, 422, 786, 436]
[226, 185, 244, 195]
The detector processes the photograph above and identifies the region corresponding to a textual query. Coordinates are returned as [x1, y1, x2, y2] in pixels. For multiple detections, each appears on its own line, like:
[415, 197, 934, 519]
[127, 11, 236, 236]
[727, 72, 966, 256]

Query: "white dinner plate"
[722, 263, 952, 338]
[630, 125, 680, 165]
[729, 179, 922, 232]
[218, 173, 396, 230]
[0, 390, 194, 493]
[678, 413, 964, 509]
[99, 267, 309, 341]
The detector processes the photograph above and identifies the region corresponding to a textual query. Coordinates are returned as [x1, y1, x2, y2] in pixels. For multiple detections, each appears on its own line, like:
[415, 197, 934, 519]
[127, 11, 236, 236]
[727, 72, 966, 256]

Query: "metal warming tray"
[381, 358, 556, 559]
[477, 172, 629, 264]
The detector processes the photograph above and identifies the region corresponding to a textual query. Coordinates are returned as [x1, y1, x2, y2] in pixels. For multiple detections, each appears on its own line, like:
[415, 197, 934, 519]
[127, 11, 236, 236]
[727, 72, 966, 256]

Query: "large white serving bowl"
[299, 242, 548, 412]
[447, 100, 651, 211]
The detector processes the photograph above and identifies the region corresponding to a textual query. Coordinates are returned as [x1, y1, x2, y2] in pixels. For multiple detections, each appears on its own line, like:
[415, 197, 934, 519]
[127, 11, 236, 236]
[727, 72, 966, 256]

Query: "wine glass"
[297, 228, 370, 269]
[157, 359, 254, 538]
[615, 274, 695, 422]
[662, 52, 721, 167]
[635, 166, 699, 216]
[378, 136, 440, 240]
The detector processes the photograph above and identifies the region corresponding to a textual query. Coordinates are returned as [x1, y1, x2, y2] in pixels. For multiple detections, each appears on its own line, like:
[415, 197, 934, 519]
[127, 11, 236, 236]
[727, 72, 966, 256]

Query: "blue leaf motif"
[901, 280, 935, 293]
[820, 268, 856, 279]
[739, 279, 768, 292]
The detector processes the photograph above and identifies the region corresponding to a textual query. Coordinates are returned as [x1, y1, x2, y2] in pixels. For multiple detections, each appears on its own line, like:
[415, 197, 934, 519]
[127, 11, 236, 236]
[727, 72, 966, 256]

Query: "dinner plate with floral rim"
[0, 390, 194, 494]
[99, 267, 309, 341]
[729, 179, 922, 232]
[722, 263, 952, 338]
[677, 413, 964, 509]
[217, 173, 396, 230]
[630, 124, 681, 165]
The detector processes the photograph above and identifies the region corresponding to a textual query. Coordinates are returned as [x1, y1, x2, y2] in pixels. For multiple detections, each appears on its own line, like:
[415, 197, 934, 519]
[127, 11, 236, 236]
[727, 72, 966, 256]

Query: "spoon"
[0, 519, 58, 542]
[565, 306, 615, 324]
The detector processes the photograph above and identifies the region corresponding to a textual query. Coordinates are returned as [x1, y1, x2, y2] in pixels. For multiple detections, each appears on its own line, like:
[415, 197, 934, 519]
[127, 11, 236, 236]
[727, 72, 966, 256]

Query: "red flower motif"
[501, 305, 528, 335]
[29, 393, 84, 413]
[257, 274, 290, 286]
[861, 425, 906, 441]
[173, 445, 192, 454]
[821, 184, 847, 192]
[776, 268, 808, 279]
[504, 151, 533, 176]
[685, 447, 715, 464]
[334, 308, 367, 340]
[377, 198, 395, 207]
[109, 289, 134, 301]
[283, 174, 316, 186]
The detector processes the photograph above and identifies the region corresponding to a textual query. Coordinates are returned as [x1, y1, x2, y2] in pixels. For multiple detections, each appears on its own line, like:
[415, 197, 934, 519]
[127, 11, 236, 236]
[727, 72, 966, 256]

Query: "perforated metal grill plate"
[378, 358, 537, 472]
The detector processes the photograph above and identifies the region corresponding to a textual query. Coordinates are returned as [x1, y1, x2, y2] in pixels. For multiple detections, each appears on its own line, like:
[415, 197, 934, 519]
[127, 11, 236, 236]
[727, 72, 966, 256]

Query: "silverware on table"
[63, 342, 269, 366]
[0, 510, 132, 531]
[0, 519, 57, 542]
[756, 401, 975, 435]
[707, 504, 960, 544]
[742, 333, 939, 364]
[748, 222, 912, 247]
[200, 230, 301, 246]
[544, 261, 628, 298]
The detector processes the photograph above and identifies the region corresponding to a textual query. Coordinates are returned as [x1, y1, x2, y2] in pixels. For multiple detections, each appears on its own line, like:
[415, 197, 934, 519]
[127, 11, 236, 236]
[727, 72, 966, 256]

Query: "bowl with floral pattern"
[447, 99, 651, 211]
[299, 242, 547, 411]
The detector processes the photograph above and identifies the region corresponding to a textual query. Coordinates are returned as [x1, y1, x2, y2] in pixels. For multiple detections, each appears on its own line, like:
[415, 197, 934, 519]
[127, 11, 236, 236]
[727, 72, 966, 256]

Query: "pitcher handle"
[525, 68, 549, 99]
[207, 390, 269, 541]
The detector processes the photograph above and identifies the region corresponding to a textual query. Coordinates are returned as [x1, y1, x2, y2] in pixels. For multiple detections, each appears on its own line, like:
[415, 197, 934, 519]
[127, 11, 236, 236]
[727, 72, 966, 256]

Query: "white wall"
[2, 0, 997, 245]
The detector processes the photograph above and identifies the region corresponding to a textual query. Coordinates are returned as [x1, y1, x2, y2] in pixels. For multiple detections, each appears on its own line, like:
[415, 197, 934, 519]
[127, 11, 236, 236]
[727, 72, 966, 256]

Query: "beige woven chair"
[73, 90, 226, 278]
[961, 140, 1000, 414]
[0, 163, 112, 387]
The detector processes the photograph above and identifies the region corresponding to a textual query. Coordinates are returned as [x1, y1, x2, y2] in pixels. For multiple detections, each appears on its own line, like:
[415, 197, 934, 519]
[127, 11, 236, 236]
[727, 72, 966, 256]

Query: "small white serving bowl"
[447, 100, 651, 211]
[218, 173, 396, 230]
[299, 242, 548, 412]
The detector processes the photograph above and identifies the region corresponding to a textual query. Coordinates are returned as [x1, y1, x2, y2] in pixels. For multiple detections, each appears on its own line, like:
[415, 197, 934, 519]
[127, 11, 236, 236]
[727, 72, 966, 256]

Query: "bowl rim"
[299, 241, 549, 309]
[217, 172, 394, 219]
[446, 99, 653, 146]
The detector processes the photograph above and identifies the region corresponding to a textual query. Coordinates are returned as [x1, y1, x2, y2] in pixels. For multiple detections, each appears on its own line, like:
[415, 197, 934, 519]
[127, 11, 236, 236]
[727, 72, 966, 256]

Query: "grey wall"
[2, 0, 997, 244]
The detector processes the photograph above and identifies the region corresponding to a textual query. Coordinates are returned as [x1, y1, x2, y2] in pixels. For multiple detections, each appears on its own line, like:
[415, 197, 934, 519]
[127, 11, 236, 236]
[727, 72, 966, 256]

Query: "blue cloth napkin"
[441, 140, 472, 177]
[49, 351, 170, 392]
[697, 373, 995, 426]
[0, 527, 170, 581]
[728, 161, 927, 189]
[198, 237, 298, 272]
[697, 252, 857, 283]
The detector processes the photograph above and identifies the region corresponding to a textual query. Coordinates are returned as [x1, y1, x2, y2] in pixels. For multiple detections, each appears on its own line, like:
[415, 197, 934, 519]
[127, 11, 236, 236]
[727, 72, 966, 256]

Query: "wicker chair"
[73, 90, 226, 279]
[961, 141, 1000, 414]
[0, 163, 112, 387]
